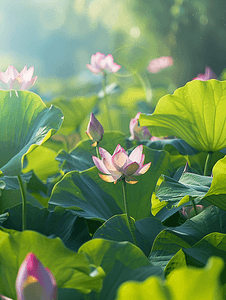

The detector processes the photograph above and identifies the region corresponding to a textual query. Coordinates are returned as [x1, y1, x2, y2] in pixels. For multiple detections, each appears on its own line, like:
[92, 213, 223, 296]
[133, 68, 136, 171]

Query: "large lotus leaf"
[49, 147, 183, 221]
[150, 206, 226, 271]
[203, 155, 226, 210]
[22, 145, 63, 181]
[0, 91, 63, 176]
[165, 232, 226, 283]
[155, 172, 212, 209]
[115, 257, 224, 300]
[48, 95, 98, 135]
[0, 230, 105, 299]
[56, 131, 127, 173]
[2, 203, 91, 252]
[140, 80, 226, 152]
[78, 238, 163, 300]
[93, 214, 150, 255]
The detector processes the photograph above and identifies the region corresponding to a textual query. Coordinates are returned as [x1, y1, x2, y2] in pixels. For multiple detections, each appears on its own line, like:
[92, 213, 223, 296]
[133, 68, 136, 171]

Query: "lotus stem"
[204, 152, 213, 176]
[191, 199, 198, 216]
[102, 73, 113, 131]
[95, 142, 101, 159]
[17, 174, 27, 231]
[121, 179, 138, 246]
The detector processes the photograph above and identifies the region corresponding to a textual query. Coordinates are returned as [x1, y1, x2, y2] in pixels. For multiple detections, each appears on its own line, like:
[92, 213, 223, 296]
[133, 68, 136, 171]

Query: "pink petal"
[99, 147, 112, 161]
[0, 71, 10, 84]
[19, 65, 28, 77]
[92, 156, 109, 174]
[136, 162, 151, 175]
[111, 63, 121, 73]
[86, 64, 101, 75]
[21, 76, 37, 90]
[9, 77, 23, 90]
[7, 65, 19, 79]
[113, 144, 127, 156]
[103, 157, 121, 175]
[0, 296, 13, 300]
[99, 173, 121, 183]
[129, 145, 143, 164]
[21, 66, 34, 81]
[112, 150, 128, 171]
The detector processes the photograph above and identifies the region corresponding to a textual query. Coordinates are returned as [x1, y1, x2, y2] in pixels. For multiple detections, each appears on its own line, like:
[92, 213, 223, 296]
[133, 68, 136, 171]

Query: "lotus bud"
[86, 113, 104, 147]
[16, 252, 57, 300]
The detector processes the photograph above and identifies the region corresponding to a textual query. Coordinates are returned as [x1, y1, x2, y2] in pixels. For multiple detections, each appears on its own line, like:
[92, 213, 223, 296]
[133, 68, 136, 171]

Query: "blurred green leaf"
[0, 90, 63, 176]
[115, 257, 224, 300]
[78, 238, 163, 300]
[22, 145, 63, 181]
[49, 95, 98, 135]
[140, 80, 226, 152]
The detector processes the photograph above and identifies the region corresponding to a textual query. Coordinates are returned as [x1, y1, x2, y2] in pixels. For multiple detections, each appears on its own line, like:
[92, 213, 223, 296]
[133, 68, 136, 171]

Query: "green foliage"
[0, 90, 63, 176]
[115, 257, 224, 300]
[0, 230, 105, 299]
[140, 80, 226, 152]
[49, 146, 183, 221]
[2, 203, 91, 252]
[78, 238, 163, 300]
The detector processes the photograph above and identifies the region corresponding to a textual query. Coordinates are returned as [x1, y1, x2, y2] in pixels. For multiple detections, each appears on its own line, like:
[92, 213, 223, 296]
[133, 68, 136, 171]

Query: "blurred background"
[1, 0, 226, 142]
[2, 0, 226, 95]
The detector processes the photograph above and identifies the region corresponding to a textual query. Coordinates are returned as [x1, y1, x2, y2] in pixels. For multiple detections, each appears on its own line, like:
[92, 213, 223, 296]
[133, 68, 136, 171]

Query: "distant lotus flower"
[0, 65, 37, 95]
[130, 112, 151, 140]
[147, 56, 173, 73]
[86, 52, 121, 75]
[193, 66, 217, 81]
[86, 113, 104, 147]
[180, 205, 204, 219]
[93, 144, 151, 184]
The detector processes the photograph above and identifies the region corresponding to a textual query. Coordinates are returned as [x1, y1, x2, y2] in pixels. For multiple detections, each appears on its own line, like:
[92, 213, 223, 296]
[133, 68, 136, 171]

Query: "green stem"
[121, 180, 138, 246]
[204, 152, 213, 176]
[95, 142, 101, 159]
[102, 73, 113, 131]
[191, 199, 198, 216]
[17, 174, 27, 231]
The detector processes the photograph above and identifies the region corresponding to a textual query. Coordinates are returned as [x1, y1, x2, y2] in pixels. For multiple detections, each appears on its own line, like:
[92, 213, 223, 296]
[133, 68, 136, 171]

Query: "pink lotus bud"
[92, 144, 151, 184]
[0, 65, 37, 92]
[16, 253, 57, 300]
[86, 113, 104, 147]
[147, 56, 173, 73]
[86, 52, 121, 75]
[180, 205, 204, 219]
[193, 66, 217, 81]
[129, 113, 151, 140]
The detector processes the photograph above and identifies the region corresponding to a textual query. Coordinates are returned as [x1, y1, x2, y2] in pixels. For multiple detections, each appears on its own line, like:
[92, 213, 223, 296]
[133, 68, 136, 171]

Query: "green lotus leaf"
[0, 91, 63, 176]
[78, 238, 163, 300]
[115, 257, 224, 300]
[203, 155, 226, 210]
[140, 80, 226, 152]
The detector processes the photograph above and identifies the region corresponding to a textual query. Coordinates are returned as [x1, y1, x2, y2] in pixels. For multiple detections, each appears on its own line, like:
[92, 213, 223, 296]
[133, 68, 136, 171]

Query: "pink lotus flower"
[0, 65, 37, 92]
[92, 144, 151, 184]
[1, 253, 57, 300]
[86, 113, 104, 147]
[147, 56, 173, 73]
[180, 205, 204, 219]
[193, 66, 217, 81]
[130, 113, 151, 140]
[86, 52, 121, 75]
